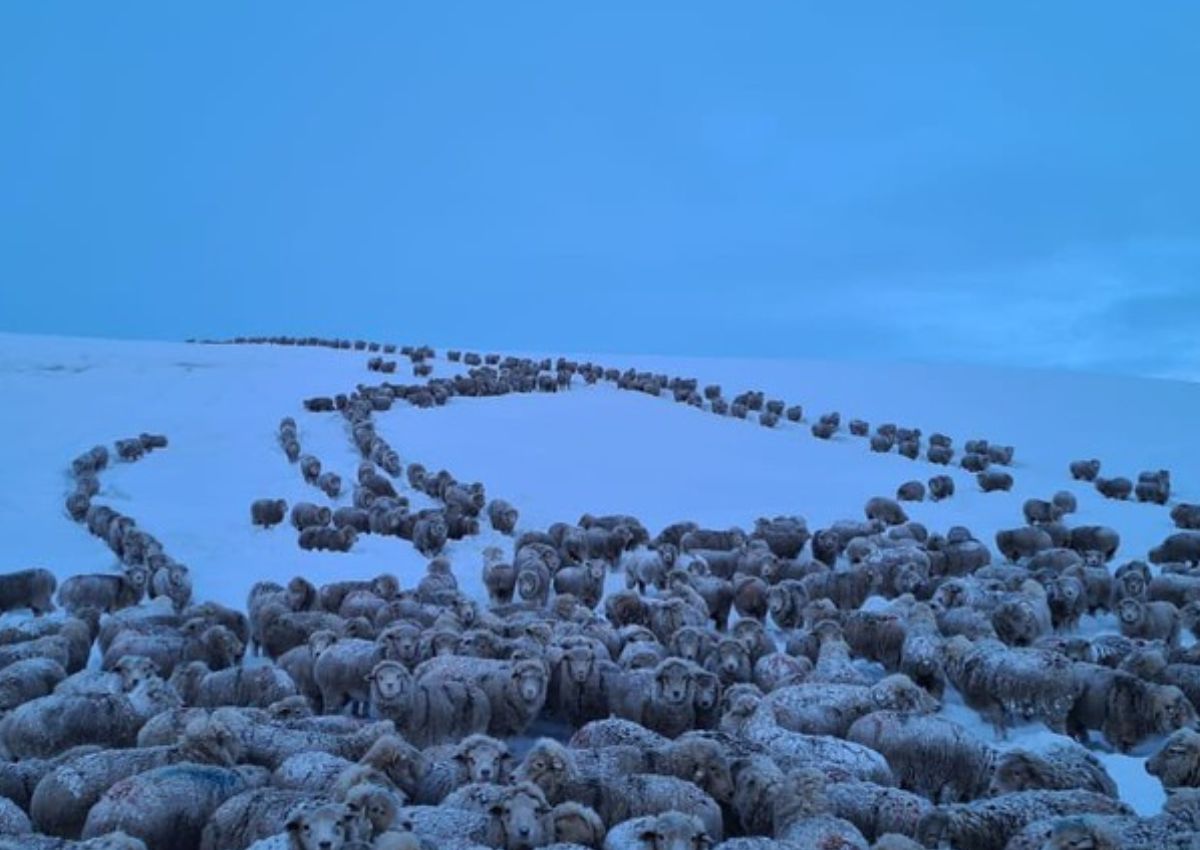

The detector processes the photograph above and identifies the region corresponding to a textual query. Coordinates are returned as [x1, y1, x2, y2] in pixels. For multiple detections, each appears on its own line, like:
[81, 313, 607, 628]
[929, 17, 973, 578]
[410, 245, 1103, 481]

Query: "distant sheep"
[0, 568, 57, 616]
[251, 499, 288, 528]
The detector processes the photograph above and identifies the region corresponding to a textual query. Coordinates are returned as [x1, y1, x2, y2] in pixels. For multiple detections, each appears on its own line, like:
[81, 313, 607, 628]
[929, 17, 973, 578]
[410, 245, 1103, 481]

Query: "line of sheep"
[60, 437, 195, 615]
[9, 480, 1200, 849]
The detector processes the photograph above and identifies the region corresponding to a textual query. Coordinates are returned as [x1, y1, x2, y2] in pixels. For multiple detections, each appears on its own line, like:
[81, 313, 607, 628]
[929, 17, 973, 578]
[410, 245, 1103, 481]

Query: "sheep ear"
[489, 803, 505, 816]
[639, 830, 658, 844]
[364, 672, 376, 683]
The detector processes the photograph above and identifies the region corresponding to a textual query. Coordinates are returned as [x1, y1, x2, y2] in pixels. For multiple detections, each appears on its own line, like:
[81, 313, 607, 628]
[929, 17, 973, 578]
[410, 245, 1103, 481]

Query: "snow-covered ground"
[2, 331, 1197, 815]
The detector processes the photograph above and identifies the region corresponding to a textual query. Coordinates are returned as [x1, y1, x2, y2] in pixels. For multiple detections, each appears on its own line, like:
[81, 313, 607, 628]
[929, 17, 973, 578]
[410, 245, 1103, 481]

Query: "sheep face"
[693, 671, 720, 714]
[1118, 598, 1145, 630]
[456, 736, 513, 784]
[516, 568, 547, 603]
[1147, 728, 1200, 788]
[653, 659, 696, 707]
[379, 626, 421, 667]
[516, 741, 574, 799]
[671, 627, 708, 663]
[371, 574, 400, 600]
[992, 600, 1043, 647]
[561, 646, 596, 684]
[672, 739, 734, 803]
[489, 786, 551, 850]
[367, 661, 411, 704]
[287, 802, 353, 850]
[715, 640, 751, 681]
[344, 783, 402, 837]
[639, 811, 711, 850]
[1152, 685, 1198, 735]
[511, 662, 548, 707]
[553, 803, 605, 848]
[113, 655, 159, 690]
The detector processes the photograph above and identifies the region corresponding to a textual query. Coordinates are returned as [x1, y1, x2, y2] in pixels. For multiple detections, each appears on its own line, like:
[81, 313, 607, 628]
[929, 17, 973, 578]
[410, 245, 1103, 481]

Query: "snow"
[2, 332, 1198, 815]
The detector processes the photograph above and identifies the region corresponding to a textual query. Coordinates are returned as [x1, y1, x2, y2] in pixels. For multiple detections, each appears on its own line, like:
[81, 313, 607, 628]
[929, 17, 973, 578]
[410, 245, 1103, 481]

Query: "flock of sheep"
[2, 334, 1200, 850]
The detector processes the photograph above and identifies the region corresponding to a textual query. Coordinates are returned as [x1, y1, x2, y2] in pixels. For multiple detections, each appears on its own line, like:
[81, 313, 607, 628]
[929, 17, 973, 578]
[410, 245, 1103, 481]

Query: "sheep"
[1068, 526, 1120, 564]
[1094, 476, 1132, 500]
[79, 763, 267, 850]
[415, 734, 513, 804]
[250, 499, 289, 529]
[1066, 663, 1197, 751]
[603, 812, 710, 850]
[978, 470, 1014, 492]
[771, 767, 868, 849]
[609, 658, 698, 738]
[1068, 459, 1100, 481]
[0, 567, 57, 616]
[765, 675, 937, 738]
[987, 742, 1118, 797]
[926, 475, 955, 502]
[30, 717, 239, 839]
[846, 710, 993, 803]
[443, 781, 553, 850]
[894, 481, 924, 502]
[176, 662, 301, 709]
[621, 548, 675, 595]
[1146, 727, 1200, 789]
[0, 656, 67, 710]
[149, 562, 192, 611]
[991, 581, 1053, 647]
[1135, 469, 1171, 504]
[59, 568, 149, 616]
[751, 516, 809, 559]
[550, 802, 605, 849]
[554, 561, 607, 610]
[1044, 575, 1087, 631]
[865, 497, 907, 526]
[942, 637, 1081, 736]
[1117, 597, 1181, 646]
[732, 701, 893, 784]
[413, 656, 547, 738]
[1172, 503, 1200, 531]
[0, 677, 181, 759]
[1151, 532, 1200, 566]
[915, 790, 1132, 850]
[291, 503, 333, 531]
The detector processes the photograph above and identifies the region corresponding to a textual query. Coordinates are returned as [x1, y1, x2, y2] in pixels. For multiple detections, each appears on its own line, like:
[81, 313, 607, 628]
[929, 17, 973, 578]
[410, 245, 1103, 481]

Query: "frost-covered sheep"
[313, 637, 387, 715]
[865, 497, 907, 526]
[58, 569, 147, 614]
[765, 674, 937, 738]
[978, 470, 1014, 492]
[1022, 499, 1063, 525]
[995, 527, 1053, 563]
[987, 742, 1117, 798]
[486, 500, 519, 535]
[414, 656, 547, 738]
[30, 716, 241, 839]
[991, 581, 1053, 647]
[602, 811, 711, 850]
[1150, 532, 1200, 566]
[943, 637, 1080, 735]
[1068, 526, 1120, 564]
[415, 734, 513, 804]
[514, 551, 553, 608]
[81, 763, 267, 850]
[1, 678, 180, 759]
[609, 658, 699, 739]
[1051, 491, 1077, 515]
[846, 711, 994, 803]
[621, 548, 675, 595]
[174, 661, 300, 709]
[751, 516, 809, 560]
[551, 802, 605, 849]
[961, 453, 989, 473]
[0, 656, 67, 710]
[927, 475, 955, 502]
[290, 503, 332, 531]
[1094, 476, 1132, 501]
[1067, 663, 1197, 752]
[443, 781, 553, 850]
[771, 767, 868, 849]
[915, 790, 1131, 850]
[1069, 459, 1100, 481]
[149, 562, 192, 612]
[554, 561, 607, 610]
[252, 499, 288, 528]
[209, 706, 393, 770]
[367, 659, 486, 746]
[1146, 727, 1200, 789]
[1116, 597, 1180, 646]
[1171, 503, 1200, 531]
[896, 482, 924, 502]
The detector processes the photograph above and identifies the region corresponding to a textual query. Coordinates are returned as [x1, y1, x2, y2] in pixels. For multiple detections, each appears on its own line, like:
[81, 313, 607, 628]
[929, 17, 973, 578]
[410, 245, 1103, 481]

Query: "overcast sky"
[2, 2, 1198, 379]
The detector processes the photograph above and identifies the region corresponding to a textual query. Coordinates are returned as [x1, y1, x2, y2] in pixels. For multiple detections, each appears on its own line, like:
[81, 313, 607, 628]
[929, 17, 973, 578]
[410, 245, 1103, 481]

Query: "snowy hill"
[2, 331, 1198, 815]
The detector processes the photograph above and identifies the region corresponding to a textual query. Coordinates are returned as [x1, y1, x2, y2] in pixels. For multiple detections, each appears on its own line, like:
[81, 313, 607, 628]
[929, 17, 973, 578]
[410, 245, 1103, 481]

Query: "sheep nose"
[480, 768, 492, 779]
[519, 827, 531, 837]
[319, 843, 332, 850]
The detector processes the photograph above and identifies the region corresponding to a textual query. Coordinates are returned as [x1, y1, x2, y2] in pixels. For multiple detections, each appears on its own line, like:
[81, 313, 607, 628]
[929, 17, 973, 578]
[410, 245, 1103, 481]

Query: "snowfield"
[2, 331, 1198, 818]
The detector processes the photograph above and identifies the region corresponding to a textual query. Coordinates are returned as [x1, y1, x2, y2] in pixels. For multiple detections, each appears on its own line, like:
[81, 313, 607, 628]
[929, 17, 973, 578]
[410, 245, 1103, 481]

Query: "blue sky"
[2, 2, 1198, 378]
